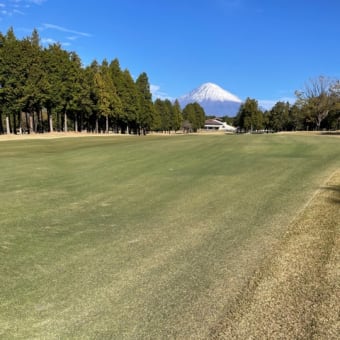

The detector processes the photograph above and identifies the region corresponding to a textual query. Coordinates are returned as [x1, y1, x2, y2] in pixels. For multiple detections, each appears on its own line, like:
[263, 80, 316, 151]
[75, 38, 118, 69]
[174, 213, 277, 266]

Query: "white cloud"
[41, 37, 73, 48]
[41, 37, 56, 45]
[150, 84, 173, 101]
[41, 37, 72, 48]
[150, 84, 160, 93]
[42, 23, 92, 38]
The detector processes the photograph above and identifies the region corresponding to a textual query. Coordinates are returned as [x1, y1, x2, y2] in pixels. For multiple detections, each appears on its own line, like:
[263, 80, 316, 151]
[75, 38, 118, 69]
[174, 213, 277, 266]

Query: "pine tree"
[235, 98, 263, 132]
[154, 99, 171, 132]
[109, 59, 127, 132]
[182, 103, 205, 132]
[121, 70, 138, 134]
[21, 30, 48, 133]
[0, 28, 26, 133]
[136, 72, 155, 134]
[92, 60, 122, 133]
[172, 100, 183, 132]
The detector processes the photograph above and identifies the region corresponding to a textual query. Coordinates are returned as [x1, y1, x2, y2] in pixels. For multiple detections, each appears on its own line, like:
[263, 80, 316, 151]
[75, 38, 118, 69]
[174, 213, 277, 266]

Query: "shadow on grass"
[322, 184, 340, 205]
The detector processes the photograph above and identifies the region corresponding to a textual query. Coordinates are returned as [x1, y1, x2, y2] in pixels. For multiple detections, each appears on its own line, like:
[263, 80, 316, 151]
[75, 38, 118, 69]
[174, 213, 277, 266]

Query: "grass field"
[0, 134, 339, 339]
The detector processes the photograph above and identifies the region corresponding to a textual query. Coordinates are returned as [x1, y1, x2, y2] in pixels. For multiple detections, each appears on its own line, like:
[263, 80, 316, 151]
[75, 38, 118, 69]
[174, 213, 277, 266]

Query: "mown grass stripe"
[0, 134, 339, 338]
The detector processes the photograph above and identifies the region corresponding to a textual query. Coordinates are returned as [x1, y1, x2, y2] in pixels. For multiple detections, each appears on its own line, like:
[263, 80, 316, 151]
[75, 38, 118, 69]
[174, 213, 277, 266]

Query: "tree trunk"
[32, 111, 37, 133]
[48, 111, 53, 133]
[95, 118, 99, 133]
[80, 113, 84, 132]
[25, 112, 29, 133]
[18, 111, 22, 134]
[13, 111, 17, 134]
[64, 112, 68, 132]
[56, 112, 60, 131]
[40, 110, 44, 133]
[36, 110, 40, 132]
[29, 114, 34, 134]
[74, 114, 78, 132]
[105, 116, 109, 134]
[0, 112, 3, 134]
[316, 110, 329, 130]
[6, 115, 10, 134]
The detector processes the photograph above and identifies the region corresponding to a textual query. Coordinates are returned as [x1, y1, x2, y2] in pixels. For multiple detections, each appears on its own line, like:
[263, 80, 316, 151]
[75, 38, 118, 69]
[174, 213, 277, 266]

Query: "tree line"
[0, 28, 204, 135]
[1, 28, 339, 135]
[234, 76, 340, 132]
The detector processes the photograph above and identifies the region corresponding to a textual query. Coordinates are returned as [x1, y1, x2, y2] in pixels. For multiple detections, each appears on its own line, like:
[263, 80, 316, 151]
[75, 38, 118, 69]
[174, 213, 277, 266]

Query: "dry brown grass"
[1, 130, 339, 143]
[0, 132, 123, 142]
[0, 131, 187, 142]
[211, 171, 340, 339]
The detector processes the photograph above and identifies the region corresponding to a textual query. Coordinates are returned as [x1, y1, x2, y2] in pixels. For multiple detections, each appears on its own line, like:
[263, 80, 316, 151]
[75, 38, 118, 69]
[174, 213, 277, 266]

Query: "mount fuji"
[178, 83, 242, 117]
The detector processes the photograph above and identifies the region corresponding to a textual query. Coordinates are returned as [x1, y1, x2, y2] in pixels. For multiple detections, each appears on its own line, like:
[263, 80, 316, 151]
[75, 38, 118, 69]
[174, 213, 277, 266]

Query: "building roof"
[204, 119, 236, 131]
[205, 119, 224, 126]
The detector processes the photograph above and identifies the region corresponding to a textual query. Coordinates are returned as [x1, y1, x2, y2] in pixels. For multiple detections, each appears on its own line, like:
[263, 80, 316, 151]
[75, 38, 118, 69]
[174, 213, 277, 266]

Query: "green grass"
[0, 134, 339, 339]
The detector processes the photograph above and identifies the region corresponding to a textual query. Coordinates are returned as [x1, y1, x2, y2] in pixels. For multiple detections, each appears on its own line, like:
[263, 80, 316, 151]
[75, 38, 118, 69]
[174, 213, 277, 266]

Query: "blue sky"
[0, 0, 339, 109]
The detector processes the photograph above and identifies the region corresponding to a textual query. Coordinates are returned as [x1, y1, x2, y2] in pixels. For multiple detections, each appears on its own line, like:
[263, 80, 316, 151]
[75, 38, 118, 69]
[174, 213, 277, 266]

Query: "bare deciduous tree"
[295, 76, 339, 130]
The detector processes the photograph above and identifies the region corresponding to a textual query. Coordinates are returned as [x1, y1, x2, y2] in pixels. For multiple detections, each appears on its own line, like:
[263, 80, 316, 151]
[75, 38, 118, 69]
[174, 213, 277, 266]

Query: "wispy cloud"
[41, 37, 56, 45]
[13, 8, 24, 14]
[40, 37, 72, 48]
[150, 84, 173, 101]
[0, 0, 45, 18]
[39, 23, 92, 48]
[42, 23, 92, 38]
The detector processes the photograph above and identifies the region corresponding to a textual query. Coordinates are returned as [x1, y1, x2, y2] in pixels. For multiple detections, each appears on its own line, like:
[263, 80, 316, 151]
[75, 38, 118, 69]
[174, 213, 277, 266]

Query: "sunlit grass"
[0, 134, 339, 338]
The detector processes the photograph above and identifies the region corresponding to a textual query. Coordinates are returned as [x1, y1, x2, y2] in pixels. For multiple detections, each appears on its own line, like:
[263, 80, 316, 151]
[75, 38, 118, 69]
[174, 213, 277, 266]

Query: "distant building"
[204, 119, 236, 132]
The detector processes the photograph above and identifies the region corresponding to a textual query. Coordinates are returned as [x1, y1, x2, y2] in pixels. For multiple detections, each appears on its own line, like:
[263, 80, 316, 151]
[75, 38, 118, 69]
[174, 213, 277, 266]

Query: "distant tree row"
[0, 28, 202, 135]
[234, 76, 340, 132]
[1, 28, 339, 135]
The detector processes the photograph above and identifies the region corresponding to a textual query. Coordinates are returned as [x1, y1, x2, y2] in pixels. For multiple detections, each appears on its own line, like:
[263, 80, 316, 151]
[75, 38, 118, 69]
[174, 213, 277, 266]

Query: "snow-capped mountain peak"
[178, 82, 242, 117]
[183, 82, 242, 103]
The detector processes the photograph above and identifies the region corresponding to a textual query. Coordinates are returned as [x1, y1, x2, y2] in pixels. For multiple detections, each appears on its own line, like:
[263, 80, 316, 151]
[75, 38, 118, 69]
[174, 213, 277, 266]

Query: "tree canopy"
[235, 98, 263, 132]
[295, 76, 340, 130]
